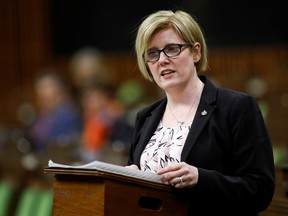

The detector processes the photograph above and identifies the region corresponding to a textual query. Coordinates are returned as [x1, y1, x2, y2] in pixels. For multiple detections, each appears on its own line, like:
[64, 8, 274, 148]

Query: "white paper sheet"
[48, 160, 163, 184]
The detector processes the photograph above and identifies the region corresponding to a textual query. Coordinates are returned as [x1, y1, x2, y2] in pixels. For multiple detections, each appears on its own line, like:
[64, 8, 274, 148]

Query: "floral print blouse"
[140, 121, 192, 173]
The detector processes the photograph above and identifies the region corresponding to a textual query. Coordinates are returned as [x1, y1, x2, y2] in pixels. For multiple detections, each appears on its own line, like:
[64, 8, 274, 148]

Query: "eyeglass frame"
[144, 43, 193, 63]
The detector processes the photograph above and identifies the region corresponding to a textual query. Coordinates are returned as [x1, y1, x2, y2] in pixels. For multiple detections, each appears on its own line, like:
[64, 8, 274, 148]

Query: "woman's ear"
[192, 42, 201, 63]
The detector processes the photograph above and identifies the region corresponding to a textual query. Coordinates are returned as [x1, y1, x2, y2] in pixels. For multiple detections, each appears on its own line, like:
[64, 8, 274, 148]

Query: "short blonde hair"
[135, 10, 208, 81]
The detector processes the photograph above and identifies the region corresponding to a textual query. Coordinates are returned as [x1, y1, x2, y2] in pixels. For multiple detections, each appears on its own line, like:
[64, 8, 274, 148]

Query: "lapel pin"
[201, 110, 207, 116]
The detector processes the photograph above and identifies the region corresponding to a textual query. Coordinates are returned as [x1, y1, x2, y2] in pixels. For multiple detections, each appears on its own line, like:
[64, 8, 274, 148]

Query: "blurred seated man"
[68, 47, 112, 102]
[79, 78, 123, 163]
[28, 70, 83, 154]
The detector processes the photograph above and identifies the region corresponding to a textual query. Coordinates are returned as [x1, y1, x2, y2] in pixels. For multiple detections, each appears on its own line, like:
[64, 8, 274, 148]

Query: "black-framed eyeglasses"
[144, 43, 192, 63]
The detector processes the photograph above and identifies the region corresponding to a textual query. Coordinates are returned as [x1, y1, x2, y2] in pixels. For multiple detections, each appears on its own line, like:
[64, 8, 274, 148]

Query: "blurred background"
[0, 0, 287, 215]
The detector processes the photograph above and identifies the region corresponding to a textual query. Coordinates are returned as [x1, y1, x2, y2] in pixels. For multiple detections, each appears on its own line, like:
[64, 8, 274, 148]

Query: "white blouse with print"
[140, 121, 192, 173]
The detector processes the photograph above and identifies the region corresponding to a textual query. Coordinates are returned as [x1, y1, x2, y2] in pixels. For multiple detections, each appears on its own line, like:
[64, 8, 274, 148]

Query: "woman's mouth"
[161, 70, 175, 76]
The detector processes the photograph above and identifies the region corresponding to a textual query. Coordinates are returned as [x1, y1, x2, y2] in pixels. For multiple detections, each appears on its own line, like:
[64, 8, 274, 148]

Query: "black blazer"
[128, 75, 275, 215]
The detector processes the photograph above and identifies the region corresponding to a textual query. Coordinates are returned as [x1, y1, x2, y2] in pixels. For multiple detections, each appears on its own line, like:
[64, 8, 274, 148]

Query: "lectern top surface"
[45, 160, 171, 191]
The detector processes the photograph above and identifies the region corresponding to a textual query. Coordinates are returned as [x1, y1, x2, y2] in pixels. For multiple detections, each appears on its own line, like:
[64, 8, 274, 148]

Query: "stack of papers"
[48, 160, 163, 184]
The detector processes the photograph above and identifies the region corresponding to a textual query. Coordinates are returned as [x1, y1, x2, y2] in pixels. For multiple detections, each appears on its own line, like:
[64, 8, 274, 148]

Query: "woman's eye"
[147, 50, 158, 56]
[165, 46, 178, 53]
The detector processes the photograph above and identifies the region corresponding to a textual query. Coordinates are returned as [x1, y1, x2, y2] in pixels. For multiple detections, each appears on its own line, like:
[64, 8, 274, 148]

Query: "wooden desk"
[261, 197, 288, 216]
[260, 165, 288, 216]
[45, 167, 188, 216]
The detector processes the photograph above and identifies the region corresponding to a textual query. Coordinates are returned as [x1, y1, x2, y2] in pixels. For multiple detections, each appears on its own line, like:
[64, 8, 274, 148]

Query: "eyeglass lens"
[145, 44, 190, 62]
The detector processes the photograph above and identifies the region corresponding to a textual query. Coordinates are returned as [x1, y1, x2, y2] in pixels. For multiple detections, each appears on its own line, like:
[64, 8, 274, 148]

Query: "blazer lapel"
[134, 99, 167, 164]
[181, 76, 217, 161]
[133, 75, 218, 163]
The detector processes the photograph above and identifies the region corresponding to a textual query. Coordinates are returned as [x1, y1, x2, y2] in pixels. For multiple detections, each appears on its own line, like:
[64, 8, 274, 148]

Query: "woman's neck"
[162, 79, 204, 127]
[166, 78, 204, 107]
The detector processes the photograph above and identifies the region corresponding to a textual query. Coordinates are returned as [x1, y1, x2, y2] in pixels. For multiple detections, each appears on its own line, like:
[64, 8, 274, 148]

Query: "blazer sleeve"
[189, 94, 275, 214]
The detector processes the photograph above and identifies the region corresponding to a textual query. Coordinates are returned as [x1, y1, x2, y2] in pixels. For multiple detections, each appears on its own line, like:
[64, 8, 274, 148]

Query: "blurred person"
[126, 10, 275, 215]
[79, 78, 123, 163]
[28, 70, 83, 154]
[69, 46, 112, 101]
[109, 79, 145, 157]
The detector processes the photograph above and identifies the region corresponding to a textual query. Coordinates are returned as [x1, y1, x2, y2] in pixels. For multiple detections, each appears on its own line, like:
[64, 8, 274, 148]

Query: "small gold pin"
[201, 110, 207, 116]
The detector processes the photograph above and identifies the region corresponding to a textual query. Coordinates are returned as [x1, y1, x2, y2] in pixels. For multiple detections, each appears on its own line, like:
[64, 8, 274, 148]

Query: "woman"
[127, 10, 275, 215]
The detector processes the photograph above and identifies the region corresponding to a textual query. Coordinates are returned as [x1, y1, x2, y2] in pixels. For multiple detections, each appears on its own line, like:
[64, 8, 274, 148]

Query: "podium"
[44, 162, 188, 216]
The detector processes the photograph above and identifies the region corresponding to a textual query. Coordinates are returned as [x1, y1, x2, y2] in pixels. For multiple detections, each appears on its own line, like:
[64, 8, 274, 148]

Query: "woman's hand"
[157, 162, 199, 188]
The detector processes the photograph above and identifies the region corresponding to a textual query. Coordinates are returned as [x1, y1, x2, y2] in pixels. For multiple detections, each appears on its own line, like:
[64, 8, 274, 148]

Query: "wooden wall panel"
[0, 1, 19, 124]
[0, 0, 52, 125]
[208, 46, 288, 145]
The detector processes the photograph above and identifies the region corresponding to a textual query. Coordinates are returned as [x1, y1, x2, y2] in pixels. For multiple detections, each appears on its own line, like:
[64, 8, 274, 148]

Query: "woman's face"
[146, 28, 200, 92]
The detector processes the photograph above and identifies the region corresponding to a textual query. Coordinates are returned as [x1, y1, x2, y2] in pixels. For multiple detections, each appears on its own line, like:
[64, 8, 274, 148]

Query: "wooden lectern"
[44, 161, 188, 216]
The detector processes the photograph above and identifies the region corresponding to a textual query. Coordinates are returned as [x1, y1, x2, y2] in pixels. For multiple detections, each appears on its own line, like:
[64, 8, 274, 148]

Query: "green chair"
[14, 186, 40, 216]
[34, 189, 53, 216]
[14, 186, 53, 216]
[0, 180, 15, 216]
